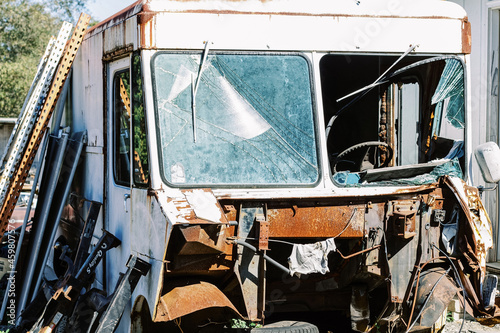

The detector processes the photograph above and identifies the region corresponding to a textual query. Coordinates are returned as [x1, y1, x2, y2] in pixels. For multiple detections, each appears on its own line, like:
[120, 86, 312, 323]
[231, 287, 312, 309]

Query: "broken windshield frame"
[151, 51, 320, 187]
[191, 41, 211, 143]
[335, 44, 418, 104]
[325, 55, 466, 186]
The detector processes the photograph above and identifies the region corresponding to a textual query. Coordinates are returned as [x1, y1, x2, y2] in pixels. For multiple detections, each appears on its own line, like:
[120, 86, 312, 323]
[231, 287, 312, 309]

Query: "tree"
[47, 0, 88, 24]
[0, 0, 88, 117]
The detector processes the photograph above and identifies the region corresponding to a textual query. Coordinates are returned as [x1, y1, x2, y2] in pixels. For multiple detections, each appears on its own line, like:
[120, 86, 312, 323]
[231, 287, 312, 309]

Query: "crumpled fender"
[155, 280, 241, 322]
[444, 176, 493, 278]
[443, 176, 499, 322]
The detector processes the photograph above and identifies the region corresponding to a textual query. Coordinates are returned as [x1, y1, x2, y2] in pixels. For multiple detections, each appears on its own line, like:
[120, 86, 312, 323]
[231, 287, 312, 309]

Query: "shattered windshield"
[152, 53, 318, 186]
[321, 56, 466, 185]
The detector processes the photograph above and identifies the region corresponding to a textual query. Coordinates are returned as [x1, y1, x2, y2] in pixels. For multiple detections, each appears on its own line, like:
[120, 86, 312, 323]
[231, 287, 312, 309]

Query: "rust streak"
[462, 17, 472, 54]
[87, 0, 143, 35]
[163, 9, 466, 21]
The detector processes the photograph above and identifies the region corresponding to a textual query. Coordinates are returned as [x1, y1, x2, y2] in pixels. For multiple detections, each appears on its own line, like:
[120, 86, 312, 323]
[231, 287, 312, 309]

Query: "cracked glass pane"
[153, 53, 318, 185]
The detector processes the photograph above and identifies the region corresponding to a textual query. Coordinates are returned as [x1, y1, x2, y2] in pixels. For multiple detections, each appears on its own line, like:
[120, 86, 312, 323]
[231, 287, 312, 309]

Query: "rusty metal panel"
[267, 204, 364, 238]
[86, 1, 469, 56]
[388, 201, 418, 239]
[86, 0, 143, 38]
[462, 18, 472, 54]
[236, 203, 265, 321]
[258, 219, 270, 251]
[413, 269, 458, 329]
[387, 200, 421, 303]
[443, 177, 493, 277]
[103, 16, 138, 55]
[138, 10, 155, 49]
[156, 281, 240, 322]
[177, 224, 232, 255]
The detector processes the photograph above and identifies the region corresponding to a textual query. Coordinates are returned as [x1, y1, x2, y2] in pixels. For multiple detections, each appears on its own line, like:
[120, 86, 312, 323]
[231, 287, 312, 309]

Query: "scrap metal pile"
[0, 14, 150, 332]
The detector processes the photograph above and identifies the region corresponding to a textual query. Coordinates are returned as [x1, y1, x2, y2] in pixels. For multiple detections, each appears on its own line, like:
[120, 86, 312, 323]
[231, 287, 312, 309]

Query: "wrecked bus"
[13, 0, 500, 332]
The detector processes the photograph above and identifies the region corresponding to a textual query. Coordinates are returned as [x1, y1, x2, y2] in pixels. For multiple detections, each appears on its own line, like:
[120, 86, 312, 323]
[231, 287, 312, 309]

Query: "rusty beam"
[462, 18, 472, 54]
[267, 204, 364, 238]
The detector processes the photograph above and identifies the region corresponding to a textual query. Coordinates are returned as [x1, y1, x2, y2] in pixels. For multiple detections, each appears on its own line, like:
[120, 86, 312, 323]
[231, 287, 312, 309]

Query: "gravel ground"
[441, 319, 500, 333]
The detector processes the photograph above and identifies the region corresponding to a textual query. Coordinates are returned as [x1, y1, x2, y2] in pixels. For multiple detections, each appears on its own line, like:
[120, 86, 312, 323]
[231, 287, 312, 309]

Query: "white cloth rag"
[288, 238, 336, 277]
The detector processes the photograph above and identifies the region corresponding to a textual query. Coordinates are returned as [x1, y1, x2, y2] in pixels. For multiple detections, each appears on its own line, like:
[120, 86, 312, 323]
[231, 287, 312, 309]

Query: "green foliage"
[132, 53, 150, 185]
[46, 0, 87, 23]
[0, 0, 88, 117]
[230, 319, 262, 329]
[0, 56, 39, 117]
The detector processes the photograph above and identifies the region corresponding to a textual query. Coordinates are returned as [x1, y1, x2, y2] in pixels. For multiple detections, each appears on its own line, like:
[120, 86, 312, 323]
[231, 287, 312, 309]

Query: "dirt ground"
[441, 319, 500, 333]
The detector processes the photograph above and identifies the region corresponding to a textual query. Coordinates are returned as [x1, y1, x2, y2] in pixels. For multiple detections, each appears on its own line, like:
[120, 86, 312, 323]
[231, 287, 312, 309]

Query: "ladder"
[0, 14, 91, 236]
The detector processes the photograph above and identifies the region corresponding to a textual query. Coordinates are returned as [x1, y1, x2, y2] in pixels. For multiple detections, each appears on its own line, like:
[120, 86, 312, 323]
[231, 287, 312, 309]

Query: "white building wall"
[449, 0, 500, 261]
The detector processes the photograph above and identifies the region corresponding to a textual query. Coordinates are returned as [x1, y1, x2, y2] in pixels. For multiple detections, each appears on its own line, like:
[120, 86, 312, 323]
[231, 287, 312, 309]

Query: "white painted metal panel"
[72, 33, 104, 148]
[103, 16, 138, 54]
[125, 16, 138, 49]
[149, 13, 465, 54]
[142, 50, 163, 191]
[130, 189, 169, 320]
[147, 0, 466, 19]
[104, 24, 126, 54]
[105, 56, 132, 332]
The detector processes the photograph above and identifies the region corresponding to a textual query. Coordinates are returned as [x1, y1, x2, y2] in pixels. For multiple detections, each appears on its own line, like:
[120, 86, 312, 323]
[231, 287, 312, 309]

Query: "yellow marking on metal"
[120, 77, 131, 116]
[0, 14, 91, 236]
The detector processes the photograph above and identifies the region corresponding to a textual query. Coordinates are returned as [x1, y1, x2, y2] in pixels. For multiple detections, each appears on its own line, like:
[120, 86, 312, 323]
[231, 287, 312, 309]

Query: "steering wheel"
[333, 141, 393, 173]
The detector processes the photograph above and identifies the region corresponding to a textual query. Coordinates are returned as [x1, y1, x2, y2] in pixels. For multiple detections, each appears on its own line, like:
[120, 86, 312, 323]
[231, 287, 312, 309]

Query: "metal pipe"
[336, 245, 381, 260]
[50, 70, 71, 135]
[32, 132, 87, 297]
[17, 133, 68, 318]
[405, 268, 451, 333]
[234, 239, 290, 275]
[0, 133, 49, 321]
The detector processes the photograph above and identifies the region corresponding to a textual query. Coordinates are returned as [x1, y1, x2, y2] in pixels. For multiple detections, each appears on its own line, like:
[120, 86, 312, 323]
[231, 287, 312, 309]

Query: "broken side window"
[132, 52, 149, 186]
[152, 53, 319, 186]
[113, 69, 131, 186]
[431, 59, 465, 136]
[321, 55, 465, 185]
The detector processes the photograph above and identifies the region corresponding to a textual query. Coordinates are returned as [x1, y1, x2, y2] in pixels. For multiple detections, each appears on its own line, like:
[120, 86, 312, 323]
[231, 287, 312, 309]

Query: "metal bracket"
[256, 214, 269, 251]
[432, 209, 446, 226]
[390, 202, 417, 239]
[393, 210, 416, 239]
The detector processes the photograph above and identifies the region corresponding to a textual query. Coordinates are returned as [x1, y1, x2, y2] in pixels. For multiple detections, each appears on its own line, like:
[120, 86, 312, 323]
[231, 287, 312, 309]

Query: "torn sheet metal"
[156, 281, 240, 321]
[441, 205, 459, 255]
[183, 189, 227, 222]
[156, 188, 228, 224]
[414, 269, 458, 328]
[443, 176, 493, 279]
